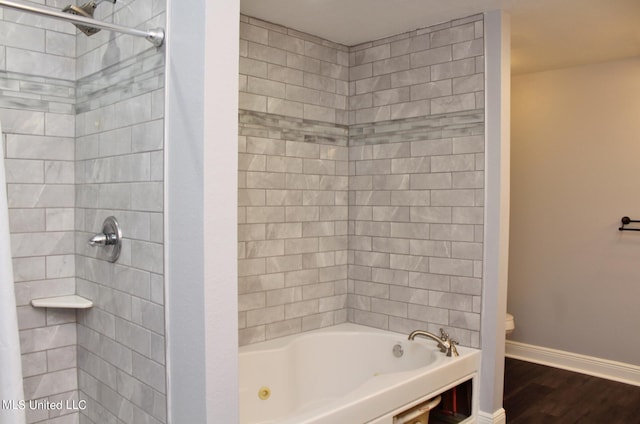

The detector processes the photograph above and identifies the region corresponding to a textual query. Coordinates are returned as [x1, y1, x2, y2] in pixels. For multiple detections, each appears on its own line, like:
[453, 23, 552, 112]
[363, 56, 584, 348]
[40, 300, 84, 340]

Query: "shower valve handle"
[89, 232, 117, 246]
[87, 216, 122, 262]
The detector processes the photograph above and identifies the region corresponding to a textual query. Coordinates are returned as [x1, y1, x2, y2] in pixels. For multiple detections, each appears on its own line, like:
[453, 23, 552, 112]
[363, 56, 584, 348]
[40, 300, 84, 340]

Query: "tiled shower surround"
[1, 1, 166, 423]
[239, 14, 485, 347]
[238, 112, 350, 344]
[74, 48, 166, 424]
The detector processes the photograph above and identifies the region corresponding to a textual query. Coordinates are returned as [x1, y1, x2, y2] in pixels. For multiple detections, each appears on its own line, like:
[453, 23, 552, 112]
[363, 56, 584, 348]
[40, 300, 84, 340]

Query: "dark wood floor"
[503, 358, 640, 423]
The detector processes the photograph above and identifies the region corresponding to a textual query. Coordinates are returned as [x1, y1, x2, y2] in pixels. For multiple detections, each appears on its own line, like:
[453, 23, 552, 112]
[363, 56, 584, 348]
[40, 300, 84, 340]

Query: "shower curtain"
[0, 122, 26, 424]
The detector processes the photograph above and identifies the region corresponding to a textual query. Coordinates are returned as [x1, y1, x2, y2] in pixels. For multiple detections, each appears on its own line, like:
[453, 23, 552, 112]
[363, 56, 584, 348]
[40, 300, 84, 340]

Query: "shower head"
[62, 0, 116, 36]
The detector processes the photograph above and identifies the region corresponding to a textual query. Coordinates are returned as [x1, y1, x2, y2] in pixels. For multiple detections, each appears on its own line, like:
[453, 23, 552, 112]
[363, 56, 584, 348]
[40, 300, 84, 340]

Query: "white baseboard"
[477, 408, 506, 424]
[506, 340, 640, 387]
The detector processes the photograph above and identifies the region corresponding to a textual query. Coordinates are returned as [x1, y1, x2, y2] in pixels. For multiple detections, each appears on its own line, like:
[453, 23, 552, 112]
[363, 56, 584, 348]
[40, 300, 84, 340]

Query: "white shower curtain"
[0, 122, 26, 424]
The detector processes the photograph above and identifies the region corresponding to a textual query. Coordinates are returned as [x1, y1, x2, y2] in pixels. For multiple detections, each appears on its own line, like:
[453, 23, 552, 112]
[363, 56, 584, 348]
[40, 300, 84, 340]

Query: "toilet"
[505, 313, 515, 336]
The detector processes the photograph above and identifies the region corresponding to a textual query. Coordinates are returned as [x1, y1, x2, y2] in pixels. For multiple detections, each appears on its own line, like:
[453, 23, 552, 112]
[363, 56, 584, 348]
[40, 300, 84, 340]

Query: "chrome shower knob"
[88, 216, 122, 262]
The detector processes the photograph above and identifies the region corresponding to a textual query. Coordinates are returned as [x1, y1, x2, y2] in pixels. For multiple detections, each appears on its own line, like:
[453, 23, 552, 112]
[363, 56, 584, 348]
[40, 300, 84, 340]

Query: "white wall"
[166, 0, 239, 422]
[509, 57, 640, 366]
[203, 2, 239, 423]
[479, 10, 510, 423]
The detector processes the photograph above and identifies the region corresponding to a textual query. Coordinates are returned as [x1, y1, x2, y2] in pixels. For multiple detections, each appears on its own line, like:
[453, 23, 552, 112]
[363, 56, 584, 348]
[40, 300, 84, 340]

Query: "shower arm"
[0, 0, 165, 47]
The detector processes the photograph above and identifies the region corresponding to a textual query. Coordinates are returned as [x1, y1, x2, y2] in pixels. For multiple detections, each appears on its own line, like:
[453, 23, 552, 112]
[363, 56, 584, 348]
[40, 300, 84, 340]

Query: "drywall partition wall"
[509, 57, 640, 367]
[202, 1, 240, 422]
[166, 0, 240, 422]
[239, 14, 485, 347]
[347, 15, 485, 345]
[0, 10, 78, 424]
[480, 10, 509, 423]
[164, 0, 208, 421]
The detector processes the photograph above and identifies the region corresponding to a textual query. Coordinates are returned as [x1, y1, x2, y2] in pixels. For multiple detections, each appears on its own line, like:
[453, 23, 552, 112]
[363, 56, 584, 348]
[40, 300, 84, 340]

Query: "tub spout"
[408, 329, 459, 357]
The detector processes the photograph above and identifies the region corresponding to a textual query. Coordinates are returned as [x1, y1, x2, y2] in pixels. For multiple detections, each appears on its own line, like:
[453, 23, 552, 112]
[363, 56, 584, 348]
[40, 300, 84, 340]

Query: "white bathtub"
[239, 324, 480, 424]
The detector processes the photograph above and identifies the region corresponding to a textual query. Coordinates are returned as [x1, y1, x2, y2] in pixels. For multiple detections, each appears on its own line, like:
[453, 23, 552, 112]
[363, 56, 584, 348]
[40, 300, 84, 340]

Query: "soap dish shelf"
[31, 295, 93, 309]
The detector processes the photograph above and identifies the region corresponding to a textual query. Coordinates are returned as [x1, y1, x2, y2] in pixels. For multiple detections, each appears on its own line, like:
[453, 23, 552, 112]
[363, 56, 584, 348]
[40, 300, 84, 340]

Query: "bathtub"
[239, 323, 480, 424]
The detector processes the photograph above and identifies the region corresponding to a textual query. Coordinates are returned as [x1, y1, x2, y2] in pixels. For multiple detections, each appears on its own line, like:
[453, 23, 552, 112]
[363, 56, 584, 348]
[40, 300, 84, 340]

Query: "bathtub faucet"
[408, 329, 459, 357]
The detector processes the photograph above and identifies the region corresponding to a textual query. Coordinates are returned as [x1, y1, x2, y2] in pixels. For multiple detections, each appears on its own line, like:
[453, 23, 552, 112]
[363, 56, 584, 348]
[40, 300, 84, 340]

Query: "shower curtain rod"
[0, 0, 165, 47]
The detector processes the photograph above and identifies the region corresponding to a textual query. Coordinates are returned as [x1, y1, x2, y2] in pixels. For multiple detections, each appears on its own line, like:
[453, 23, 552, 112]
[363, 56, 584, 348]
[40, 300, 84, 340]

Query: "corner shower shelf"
[31, 295, 93, 309]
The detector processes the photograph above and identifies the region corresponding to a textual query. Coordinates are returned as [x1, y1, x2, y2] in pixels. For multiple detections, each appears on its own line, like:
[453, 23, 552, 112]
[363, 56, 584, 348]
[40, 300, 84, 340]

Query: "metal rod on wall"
[619, 216, 640, 232]
[0, 0, 165, 47]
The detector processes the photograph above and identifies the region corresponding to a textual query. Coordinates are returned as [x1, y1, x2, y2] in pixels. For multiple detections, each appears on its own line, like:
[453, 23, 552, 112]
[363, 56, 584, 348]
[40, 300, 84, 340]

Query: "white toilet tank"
[505, 313, 515, 335]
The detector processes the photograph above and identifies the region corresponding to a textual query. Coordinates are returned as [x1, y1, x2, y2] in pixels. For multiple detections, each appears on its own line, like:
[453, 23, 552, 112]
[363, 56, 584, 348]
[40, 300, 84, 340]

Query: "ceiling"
[240, 0, 640, 75]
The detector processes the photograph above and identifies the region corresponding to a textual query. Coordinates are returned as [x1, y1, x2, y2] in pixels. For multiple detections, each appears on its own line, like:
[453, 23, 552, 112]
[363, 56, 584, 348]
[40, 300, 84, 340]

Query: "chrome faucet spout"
[408, 330, 446, 348]
[408, 329, 459, 357]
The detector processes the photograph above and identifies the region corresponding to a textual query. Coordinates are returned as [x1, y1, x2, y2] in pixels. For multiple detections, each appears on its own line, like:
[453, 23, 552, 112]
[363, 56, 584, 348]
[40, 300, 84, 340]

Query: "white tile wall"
[75, 45, 166, 424]
[349, 15, 484, 125]
[238, 111, 349, 345]
[2, 65, 78, 423]
[240, 14, 484, 348]
[240, 15, 349, 125]
[2, 1, 166, 423]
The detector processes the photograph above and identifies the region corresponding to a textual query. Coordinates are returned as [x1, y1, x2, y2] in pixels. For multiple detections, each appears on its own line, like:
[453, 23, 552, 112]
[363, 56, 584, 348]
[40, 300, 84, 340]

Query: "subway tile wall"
[75, 0, 166, 80]
[1, 3, 79, 422]
[75, 46, 166, 424]
[348, 111, 484, 347]
[240, 14, 484, 347]
[74, 2, 166, 423]
[1, 1, 166, 423]
[238, 111, 350, 345]
[348, 14, 484, 347]
[239, 15, 352, 345]
[239, 15, 350, 125]
[0, 1, 76, 80]
[348, 14, 485, 125]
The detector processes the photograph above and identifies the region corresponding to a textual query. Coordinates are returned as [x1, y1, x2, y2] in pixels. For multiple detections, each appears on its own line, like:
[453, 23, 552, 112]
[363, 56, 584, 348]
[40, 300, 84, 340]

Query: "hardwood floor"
[503, 358, 640, 423]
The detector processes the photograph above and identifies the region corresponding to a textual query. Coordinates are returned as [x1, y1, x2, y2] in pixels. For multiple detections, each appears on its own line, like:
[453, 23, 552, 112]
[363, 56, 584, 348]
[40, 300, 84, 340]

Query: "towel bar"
[619, 216, 640, 231]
